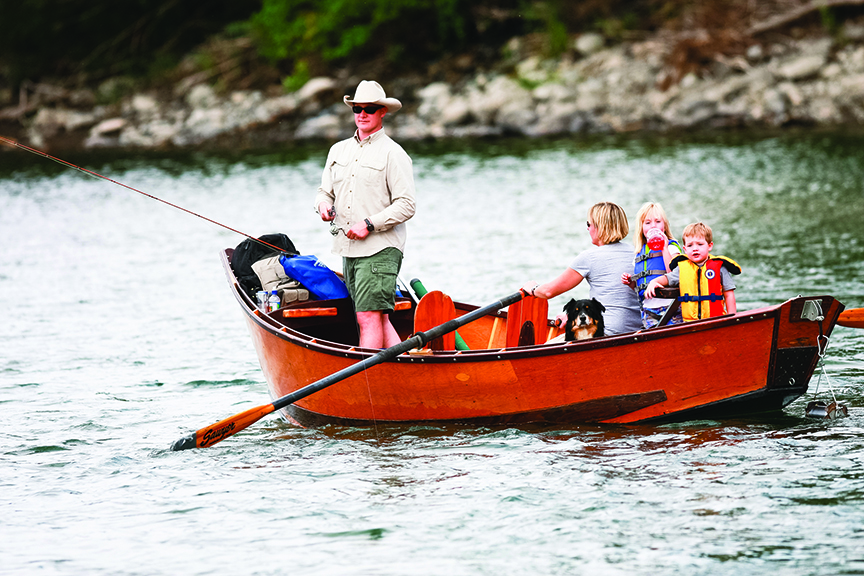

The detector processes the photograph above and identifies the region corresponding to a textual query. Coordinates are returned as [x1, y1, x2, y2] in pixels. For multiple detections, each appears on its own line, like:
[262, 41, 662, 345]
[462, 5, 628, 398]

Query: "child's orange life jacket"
[672, 254, 741, 321]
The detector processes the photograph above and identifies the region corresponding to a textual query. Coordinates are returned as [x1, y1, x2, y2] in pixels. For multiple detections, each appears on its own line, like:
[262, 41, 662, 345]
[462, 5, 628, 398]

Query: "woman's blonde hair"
[588, 202, 629, 245]
[633, 202, 675, 250]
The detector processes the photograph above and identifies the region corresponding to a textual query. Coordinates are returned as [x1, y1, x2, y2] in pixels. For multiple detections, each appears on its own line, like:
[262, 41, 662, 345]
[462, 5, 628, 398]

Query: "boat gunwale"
[220, 249, 828, 363]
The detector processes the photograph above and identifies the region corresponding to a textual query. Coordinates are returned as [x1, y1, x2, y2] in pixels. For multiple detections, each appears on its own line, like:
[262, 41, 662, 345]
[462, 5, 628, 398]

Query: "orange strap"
[282, 307, 338, 318]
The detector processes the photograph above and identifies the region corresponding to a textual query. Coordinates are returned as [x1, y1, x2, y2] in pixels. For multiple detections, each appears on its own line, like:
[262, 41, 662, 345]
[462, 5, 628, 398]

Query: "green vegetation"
[0, 0, 672, 94]
[247, 0, 469, 63]
[820, 6, 839, 34]
[243, 0, 668, 75]
[0, 0, 258, 89]
[1, 0, 851, 100]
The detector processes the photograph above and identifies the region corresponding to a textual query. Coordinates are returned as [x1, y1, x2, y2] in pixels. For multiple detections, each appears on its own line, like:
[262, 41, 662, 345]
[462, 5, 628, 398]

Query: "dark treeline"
[0, 1, 687, 94]
[0, 1, 258, 88]
[1, 0, 860, 101]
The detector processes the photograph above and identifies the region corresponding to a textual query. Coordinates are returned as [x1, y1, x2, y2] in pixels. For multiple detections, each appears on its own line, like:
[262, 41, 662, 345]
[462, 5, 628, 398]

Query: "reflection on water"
[1, 130, 863, 576]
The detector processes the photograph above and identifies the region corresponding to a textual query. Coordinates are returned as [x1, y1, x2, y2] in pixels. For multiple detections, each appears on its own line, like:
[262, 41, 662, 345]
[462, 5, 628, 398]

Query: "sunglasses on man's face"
[352, 105, 384, 115]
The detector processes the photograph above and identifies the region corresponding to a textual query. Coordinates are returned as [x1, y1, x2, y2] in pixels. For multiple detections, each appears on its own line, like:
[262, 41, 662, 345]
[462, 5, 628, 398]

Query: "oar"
[838, 307, 864, 328]
[170, 289, 526, 450]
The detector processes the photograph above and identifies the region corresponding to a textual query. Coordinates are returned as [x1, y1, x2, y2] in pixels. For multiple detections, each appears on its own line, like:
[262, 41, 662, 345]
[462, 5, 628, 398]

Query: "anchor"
[802, 299, 849, 419]
[805, 400, 849, 419]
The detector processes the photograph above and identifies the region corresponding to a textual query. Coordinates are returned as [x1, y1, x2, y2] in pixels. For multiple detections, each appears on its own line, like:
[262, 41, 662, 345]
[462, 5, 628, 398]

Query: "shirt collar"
[353, 128, 387, 144]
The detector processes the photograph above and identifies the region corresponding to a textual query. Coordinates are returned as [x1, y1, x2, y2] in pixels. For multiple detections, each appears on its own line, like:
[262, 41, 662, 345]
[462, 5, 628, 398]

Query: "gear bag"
[279, 254, 350, 300]
[231, 233, 299, 298]
[251, 256, 310, 305]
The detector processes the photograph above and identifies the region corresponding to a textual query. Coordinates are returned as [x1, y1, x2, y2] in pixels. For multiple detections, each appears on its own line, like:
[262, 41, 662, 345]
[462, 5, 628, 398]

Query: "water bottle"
[256, 290, 269, 312]
[268, 290, 281, 312]
[646, 228, 666, 251]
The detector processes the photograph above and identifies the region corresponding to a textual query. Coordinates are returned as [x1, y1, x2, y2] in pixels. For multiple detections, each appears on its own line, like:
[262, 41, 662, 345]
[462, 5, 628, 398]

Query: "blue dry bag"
[279, 255, 350, 300]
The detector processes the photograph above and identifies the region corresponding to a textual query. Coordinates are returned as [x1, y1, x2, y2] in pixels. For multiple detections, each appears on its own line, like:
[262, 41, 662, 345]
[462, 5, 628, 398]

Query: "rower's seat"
[413, 290, 456, 350]
[505, 296, 549, 347]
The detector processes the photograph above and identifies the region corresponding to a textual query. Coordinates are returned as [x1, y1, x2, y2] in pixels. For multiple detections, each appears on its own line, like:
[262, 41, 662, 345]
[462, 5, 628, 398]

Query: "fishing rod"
[0, 135, 288, 254]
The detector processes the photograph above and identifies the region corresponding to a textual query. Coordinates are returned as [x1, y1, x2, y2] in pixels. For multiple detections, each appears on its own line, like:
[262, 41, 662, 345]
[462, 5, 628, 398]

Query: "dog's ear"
[563, 299, 577, 314]
[591, 298, 606, 312]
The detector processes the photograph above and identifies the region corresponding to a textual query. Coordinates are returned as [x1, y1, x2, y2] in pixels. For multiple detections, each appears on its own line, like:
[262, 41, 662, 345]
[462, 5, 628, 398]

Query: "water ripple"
[1, 132, 863, 575]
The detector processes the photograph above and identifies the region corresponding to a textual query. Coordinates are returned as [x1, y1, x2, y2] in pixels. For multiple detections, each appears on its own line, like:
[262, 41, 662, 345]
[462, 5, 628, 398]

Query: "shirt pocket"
[330, 158, 349, 185]
[360, 158, 386, 189]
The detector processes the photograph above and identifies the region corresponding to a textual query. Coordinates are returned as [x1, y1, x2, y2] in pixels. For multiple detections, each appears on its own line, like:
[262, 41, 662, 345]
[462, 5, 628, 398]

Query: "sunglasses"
[352, 105, 384, 115]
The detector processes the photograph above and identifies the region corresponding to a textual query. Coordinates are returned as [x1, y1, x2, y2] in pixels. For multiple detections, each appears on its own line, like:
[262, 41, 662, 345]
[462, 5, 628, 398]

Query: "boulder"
[263, 94, 299, 120]
[467, 75, 531, 125]
[296, 77, 338, 102]
[186, 84, 218, 109]
[184, 108, 226, 141]
[129, 94, 159, 116]
[575, 33, 605, 56]
[119, 121, 179, 148]
[32, 108, 98, 133]
[416, 82, 453, 121]
[91, 117, 127, 135]
[777, 55, 828, 80]
[844, 21, 864, 41]
[295, 113, 344, 140]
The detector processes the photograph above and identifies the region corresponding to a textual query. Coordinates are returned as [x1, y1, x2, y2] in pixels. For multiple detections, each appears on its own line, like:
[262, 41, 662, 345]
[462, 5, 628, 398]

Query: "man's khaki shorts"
[343, 247, 403, 312]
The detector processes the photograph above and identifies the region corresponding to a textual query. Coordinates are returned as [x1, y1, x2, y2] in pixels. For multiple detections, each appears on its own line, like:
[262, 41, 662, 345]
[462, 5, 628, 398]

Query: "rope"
[811, 318, 839, 404]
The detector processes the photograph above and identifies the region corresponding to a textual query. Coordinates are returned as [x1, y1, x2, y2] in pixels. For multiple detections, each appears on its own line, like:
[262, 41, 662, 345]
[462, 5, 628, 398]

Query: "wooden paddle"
[170, 290, 526, 450]
[410, 278, 470, 350]
[414, 290, 457, 350]
[838, 307, 864, 328]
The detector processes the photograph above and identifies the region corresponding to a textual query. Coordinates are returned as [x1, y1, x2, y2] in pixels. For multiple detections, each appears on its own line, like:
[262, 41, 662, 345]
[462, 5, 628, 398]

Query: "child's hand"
[621, 272, 632, 286]
[645, 279, 658, 299]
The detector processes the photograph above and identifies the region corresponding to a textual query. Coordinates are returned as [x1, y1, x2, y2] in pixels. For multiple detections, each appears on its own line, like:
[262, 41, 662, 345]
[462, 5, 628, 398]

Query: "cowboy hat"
[343, 80, 402, 113]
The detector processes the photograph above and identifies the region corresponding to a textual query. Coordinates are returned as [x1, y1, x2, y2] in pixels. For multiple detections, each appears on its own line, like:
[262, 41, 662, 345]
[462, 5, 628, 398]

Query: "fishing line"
[348, 313, 381, 443]
[362, 362, 382, 444]
[0, 135, 287, 254]
[361, 279, 417, 443]
[4, 134, 386, 438]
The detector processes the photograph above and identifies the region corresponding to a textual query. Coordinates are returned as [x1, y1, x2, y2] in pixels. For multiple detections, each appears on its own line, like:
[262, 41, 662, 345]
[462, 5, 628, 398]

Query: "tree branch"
[747, 0, 864, 36]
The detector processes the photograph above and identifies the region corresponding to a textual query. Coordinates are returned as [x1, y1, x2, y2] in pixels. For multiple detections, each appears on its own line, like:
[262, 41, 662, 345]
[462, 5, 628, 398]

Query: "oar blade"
[171, 290, 526, 450]
[837, 308, 864, 328]
[171, 403, 276, 451]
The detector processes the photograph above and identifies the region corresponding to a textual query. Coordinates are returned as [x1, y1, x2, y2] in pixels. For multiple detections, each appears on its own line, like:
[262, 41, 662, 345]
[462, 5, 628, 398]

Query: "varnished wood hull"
[223, 251, 844, 427]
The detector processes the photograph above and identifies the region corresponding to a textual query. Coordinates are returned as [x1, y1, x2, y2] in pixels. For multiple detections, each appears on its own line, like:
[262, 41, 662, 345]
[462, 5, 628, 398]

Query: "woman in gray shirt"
[522, 202, 642, 336]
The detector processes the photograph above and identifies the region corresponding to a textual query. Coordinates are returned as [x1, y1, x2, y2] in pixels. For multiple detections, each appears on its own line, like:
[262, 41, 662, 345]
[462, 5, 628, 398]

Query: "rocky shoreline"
[4, 23, 864, 151]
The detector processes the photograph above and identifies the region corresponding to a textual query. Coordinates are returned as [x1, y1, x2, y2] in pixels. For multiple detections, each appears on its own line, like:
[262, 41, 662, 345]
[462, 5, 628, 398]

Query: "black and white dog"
[562, 298, 606, 341]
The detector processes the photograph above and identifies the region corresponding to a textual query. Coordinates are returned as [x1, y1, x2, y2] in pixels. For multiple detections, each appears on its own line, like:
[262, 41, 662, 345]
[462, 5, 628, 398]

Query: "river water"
[1, 131, 863, 575]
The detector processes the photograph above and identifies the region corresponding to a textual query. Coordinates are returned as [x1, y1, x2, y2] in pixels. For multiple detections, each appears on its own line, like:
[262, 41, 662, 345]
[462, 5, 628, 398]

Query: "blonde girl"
[621, 202, 683, 328]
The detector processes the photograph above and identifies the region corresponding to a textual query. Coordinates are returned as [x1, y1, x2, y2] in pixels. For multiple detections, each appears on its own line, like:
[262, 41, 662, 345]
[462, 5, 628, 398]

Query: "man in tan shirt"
[315, 80, 416, 348]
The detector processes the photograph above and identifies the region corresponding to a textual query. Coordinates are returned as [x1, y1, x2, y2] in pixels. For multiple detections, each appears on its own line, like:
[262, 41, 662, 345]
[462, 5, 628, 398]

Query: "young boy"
[645, 222, 741, 321]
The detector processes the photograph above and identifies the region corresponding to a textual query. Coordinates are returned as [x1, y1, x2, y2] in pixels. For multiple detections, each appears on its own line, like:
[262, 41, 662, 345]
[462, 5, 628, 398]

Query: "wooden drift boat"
[223, 249, 845, 427]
